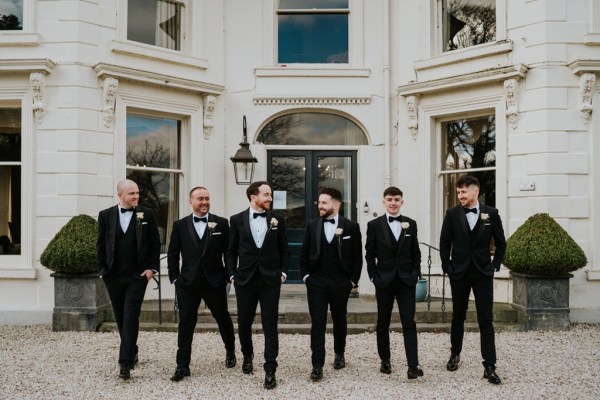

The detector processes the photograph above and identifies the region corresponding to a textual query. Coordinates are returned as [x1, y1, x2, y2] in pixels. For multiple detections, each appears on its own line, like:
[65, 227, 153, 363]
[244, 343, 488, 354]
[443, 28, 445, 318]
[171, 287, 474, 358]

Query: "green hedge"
[40, 215, 97, 274]
[503, 213, 587, 275]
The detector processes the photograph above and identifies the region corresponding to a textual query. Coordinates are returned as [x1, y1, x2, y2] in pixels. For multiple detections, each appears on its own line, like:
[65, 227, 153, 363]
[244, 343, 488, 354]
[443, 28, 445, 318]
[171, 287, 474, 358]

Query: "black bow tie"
[323, 218, 335, 224]
[193, 216, 207, 223]
[253, 212, 267, 219]
[388, 215, 402, 222]
[464, 208, 477, 214]
[121, 207, 134, 213]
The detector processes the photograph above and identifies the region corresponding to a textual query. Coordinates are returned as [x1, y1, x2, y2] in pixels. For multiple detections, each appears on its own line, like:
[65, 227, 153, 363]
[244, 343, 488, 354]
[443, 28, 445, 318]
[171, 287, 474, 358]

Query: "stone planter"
[51, 272, 111, 332]
[511, 271, 573, 331]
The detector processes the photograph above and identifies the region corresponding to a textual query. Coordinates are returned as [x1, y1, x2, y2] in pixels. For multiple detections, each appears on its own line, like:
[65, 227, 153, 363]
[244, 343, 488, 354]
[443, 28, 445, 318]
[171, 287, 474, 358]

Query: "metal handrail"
[419, 242, 447, 323]
[150, 254, 167, 325]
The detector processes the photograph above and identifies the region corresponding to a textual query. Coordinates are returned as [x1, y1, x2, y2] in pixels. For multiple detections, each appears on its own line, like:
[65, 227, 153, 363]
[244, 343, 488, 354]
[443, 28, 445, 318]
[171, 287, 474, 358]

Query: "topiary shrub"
[41, 215, 98, 274]
[503, 213, 587, 275]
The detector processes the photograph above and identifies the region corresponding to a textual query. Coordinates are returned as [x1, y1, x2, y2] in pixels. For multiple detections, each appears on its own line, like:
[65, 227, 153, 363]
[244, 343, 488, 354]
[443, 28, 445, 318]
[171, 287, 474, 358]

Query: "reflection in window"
[442, 0, 496, 51]
[0, 0, 22, 30]
[0, 108, 21, 255]
[318, 156, 351, 218]
[128, 0, 182, 50]
[271, 156, 306, 229]
[257, 113, 367, 145]
[441, 114, 496, 210]
[278, 0, 349, 63]
[126, 113, 182, 253]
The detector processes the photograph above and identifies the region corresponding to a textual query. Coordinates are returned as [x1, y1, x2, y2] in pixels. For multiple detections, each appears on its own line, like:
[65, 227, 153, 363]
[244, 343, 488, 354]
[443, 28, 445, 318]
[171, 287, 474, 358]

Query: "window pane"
[126, 114, 180, 169]
[318, 156, 351, 218]
[128, 0, 181, 50]
[443, 0, 496, 51]
[279, 0, 348, 9]
[278, 13, 348, 63]
[126, 170, 178, 254]
[271, 156, 306, 229]
[257, 113, 367, 145]
[443, 170, 496, 211]
[0, 0, 23, 30]
[0, 166, 21, 255]
[0, 108, 21, 162]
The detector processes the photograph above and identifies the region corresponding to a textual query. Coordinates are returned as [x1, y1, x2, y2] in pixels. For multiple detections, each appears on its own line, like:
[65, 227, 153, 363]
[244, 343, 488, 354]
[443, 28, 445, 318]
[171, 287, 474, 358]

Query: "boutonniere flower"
[136, 212, 144, 225]
[401, 222, 410, 230]
[207, 222, 217, 232]
[480, 213, 490, 222]
[335, 228, 344, 245]
[270, 218, 278, 228]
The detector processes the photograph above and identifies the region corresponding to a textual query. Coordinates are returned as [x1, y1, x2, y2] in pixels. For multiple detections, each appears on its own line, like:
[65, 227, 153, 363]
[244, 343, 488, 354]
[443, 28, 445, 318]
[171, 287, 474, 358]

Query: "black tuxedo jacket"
[299, 215, 363, 284]
[96, 205, 161, 277]
[167, 213, 229, 288]
[226, 209, 290, 287]
[365, 215, 421, 288]
[439, 204, 506, 280]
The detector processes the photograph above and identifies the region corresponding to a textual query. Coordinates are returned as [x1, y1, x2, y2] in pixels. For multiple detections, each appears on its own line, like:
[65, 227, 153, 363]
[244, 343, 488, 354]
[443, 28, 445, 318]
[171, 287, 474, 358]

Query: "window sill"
[584, 33, 600, 46]
[415, 40, 513, 72]
[255, 67, 370, 78]
[0, 267, 37, 279]
[586, 270, 600, 281]
[0, 32, 40, 46]
[111, 40, 208, 70]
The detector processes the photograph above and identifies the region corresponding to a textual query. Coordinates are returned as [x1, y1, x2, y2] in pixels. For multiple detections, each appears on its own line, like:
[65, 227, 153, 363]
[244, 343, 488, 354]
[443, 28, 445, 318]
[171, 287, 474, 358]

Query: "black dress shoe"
[119, 364, 131, 380]
[446, 354, 460, 371]
[407, 366, 424, 379]
[310, 367, 323, 381]
[264, 372, 277, 389]
[242, 354, 253, 374]
[225, 352, 237, 368]
[380, 360, 392, 375]
[483, 366, 502, 385]
[131, 354, 139, 370]
[333, 353, 346, 369]
[170, 366, 191, 382]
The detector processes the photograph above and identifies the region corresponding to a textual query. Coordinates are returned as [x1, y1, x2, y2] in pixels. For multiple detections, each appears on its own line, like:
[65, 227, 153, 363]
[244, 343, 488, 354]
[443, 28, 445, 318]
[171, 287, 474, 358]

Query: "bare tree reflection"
[445, 1, 496, 51]
[257, 115, 302, 144]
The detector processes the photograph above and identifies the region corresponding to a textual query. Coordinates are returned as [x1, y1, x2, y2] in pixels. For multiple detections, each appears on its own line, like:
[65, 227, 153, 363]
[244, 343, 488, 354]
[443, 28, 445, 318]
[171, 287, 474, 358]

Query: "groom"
[227, 181, 290, 389]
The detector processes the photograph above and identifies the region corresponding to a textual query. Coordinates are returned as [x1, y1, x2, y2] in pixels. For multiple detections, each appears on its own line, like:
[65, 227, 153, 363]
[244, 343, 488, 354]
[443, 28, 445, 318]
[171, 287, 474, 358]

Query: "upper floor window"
[0, 107, 21, 255]
[127, 0, 183, 51]
[440, 114, 496, 210]
[257, 112, 367, 145]
[277, 0, 349, 64]
[0, 0, 23, 30]
[126, 113, 182, 253]
[441, 0, 496, 52]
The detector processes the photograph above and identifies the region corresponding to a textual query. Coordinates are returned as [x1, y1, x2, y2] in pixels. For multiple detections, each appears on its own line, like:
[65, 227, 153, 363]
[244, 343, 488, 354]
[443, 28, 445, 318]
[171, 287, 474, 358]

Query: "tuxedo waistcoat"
[114, 218, 137, 273]
[315, 233, 345, 282]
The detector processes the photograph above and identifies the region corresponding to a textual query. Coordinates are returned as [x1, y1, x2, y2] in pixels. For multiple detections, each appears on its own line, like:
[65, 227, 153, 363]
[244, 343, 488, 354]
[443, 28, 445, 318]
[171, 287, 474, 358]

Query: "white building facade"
[1, 0, 599, 324]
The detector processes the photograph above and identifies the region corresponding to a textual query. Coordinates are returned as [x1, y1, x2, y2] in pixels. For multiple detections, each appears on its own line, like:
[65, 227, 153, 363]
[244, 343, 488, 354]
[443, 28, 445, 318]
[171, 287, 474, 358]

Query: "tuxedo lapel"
[109, 206, 118, 256]
[396, 216, 407, 256]
[201, 214, 213, 258]
[135, 208, 142, 251]
[458, 207, 471, 238]
[186, 215, 200, 252]
[379, 216, 394, 251]
[316, 218, 323, 257]
[471, 206, 486, 245]
[242, 209, 255, 249]
[336, 216, 344, 260]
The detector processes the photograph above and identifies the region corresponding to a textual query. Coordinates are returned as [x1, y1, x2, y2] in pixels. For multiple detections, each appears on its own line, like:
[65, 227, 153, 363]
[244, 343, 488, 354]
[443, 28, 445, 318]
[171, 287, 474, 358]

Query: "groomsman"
[300, 187, 362, 382]
[365, 187, 423, 379]
[167, 187, 236, 382]
[97, 179, 161, 380]
[439, 175, 506, 384]
[227, 181, 290, 389]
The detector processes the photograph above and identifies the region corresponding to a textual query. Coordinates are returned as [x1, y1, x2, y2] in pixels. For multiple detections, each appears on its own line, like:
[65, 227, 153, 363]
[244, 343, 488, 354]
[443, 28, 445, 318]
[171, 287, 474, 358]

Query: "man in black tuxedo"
[300, 187, 362, 382]
[365, 186, 423, 379]
[227, 181, 290, 390]
[167, 186, 236, 382]
[96, 179, 161, 380]
[439, 175, 506, 384]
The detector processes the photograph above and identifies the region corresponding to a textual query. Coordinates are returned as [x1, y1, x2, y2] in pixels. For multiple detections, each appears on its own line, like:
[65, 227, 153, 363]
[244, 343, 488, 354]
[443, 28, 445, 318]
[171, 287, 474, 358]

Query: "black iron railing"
[419, 242, 447, 323]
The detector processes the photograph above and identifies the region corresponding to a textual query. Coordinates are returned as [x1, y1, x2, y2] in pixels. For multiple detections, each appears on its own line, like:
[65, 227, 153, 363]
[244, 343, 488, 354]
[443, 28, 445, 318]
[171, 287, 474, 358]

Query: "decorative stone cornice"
[567, 59, 600, 75]
[203, 94, 216, 139]
[93, 63, 224, 95]
[568, 60, 600, 126]
[30, 72, 46, 125]
[253, 96, 371, 106]
[397, 64, 528, 97]
[102, 77, 119, 128]
[503, 78, 519, 129]
[0, 58, 56, 74]
[405, 96, 418, 140]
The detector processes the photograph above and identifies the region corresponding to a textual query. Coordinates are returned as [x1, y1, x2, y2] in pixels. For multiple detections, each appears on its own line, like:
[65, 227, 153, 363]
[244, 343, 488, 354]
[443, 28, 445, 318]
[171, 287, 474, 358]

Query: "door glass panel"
[270, 156, 306, 229]
[317, 156, 351, 218]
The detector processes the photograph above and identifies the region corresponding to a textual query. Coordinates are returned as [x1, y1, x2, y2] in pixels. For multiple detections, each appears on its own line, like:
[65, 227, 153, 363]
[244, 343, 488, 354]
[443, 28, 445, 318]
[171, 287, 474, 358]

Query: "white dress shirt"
[249, 209, 268, 248]
[323, 214, 339, 243]
[193, 213, 208, 239]
[386, 213, 402, 241]
[118, 204, 134, 233]
[466, 203, 480, 230]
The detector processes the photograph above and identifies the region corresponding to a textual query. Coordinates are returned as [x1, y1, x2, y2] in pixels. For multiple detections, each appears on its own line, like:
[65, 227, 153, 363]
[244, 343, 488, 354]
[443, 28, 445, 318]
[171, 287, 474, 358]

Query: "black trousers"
[449, 264, 496, 367]
[375, 276, 419, 367]
[306, 277, 353, 367]
[235, 272, 281, 373]
[102, 273, 148, 366]
[175, 278, 236, 368]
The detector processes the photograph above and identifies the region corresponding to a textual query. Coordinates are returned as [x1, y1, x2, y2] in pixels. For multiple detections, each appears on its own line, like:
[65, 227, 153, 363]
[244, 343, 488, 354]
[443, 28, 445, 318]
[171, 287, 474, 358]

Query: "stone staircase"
[98, 285, 523, 334]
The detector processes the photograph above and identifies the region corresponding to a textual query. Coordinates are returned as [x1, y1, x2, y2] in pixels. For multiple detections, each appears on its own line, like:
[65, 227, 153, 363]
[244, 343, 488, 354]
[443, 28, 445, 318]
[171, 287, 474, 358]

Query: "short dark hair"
[383, 186, 403, 198]
[456, 175, 480, 188]
[319, 187, 342, 203]
[189, 186, 207, 198]
[246, 181, 271, 201]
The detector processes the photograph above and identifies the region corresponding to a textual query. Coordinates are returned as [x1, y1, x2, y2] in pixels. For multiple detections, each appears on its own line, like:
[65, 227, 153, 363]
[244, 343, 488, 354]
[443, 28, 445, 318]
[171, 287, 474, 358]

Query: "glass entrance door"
[268, 150, 357, 282]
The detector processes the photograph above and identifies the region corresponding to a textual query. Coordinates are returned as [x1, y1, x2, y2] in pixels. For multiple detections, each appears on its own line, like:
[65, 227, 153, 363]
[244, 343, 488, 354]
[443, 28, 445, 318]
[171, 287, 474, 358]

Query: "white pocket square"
[343, 236, 351, 240]
[141, 222, 148, 225]
[405, 234, 412, 237]
[272, 227, 278, 230]
[212, 232, 222, 235]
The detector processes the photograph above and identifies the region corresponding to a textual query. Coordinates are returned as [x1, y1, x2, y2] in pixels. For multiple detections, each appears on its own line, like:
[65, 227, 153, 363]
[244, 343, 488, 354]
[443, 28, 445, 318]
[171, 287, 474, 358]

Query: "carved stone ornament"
[102, 77, 119, 128]
[203, 94, 216, 139]
[504, 78, 519, 129]
[579, 73, 596, 125]
[30, 72, 46, 124]
[405, 95, 418, 140]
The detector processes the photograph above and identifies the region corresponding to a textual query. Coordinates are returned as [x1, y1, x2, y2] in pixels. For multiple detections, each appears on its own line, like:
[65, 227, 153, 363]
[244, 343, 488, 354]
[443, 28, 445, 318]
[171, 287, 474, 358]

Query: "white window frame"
[0, 91, 33, 277]
[585, 0, 600, 44]
[588, 86, 600, 279]
[0, 0, 39, 46]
